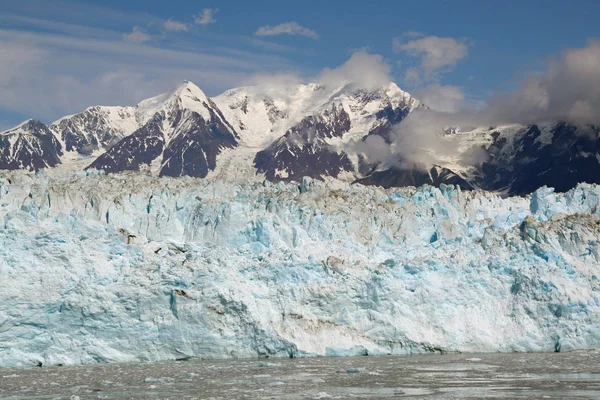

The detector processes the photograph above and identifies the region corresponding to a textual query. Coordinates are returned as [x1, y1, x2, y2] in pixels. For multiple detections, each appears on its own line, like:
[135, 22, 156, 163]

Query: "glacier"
[1, 171, 600, 367]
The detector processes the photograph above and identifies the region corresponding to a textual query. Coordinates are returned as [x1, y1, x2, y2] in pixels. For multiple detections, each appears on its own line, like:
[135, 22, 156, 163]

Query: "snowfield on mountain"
[1, 80, 599, 196]
[1, 171, 599, 367]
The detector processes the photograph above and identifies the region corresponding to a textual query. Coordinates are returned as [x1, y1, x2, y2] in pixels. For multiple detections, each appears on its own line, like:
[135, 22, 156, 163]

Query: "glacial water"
[2, 351, 600, 399]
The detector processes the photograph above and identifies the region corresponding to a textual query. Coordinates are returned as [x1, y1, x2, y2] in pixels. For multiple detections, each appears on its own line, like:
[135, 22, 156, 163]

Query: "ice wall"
[1, 171, 600, 367]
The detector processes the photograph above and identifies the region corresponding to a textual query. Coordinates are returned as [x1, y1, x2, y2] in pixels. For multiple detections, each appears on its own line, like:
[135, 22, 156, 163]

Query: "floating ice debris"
[144, 377, 173, 383]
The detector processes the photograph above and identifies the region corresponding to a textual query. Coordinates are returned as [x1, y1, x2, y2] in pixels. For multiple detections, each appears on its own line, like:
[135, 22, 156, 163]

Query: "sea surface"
[2, 351, 600, 399]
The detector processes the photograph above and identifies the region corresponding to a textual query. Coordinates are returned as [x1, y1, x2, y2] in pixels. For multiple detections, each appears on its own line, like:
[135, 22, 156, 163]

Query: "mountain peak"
[174, 80, 208, 100]
[135, 80, 213, 124]
[1, 119, 46, 135]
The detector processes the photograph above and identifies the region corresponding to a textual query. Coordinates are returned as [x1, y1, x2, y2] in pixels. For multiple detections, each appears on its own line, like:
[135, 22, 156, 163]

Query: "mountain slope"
[360, 121, 600, 195]
[50, 106, 138, 155]
[254, 103, 354, 181]
[214, 82, 423, 181]
[213, 82, 422, 149]
[357, 165, 474, 189]
[88, 82, 239, 178]
[0, 120, 63, 171]
[1, 80, 599, 196]
[477, 122, 600, 195]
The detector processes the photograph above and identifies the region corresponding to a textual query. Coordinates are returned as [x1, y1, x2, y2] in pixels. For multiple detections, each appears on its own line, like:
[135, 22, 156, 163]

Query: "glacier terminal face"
[1, 171, 600, 367]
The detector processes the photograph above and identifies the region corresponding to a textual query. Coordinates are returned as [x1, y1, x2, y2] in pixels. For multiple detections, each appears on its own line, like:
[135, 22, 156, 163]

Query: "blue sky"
[1, 0, 599, 129]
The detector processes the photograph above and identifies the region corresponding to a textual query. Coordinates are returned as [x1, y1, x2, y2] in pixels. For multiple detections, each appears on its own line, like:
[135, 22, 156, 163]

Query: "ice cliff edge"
[1, 171, 600, 367]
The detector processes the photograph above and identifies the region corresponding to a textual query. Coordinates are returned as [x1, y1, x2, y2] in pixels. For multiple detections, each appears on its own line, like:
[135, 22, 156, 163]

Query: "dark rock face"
[356, 165, 473, 190]
[477, 123, 600, 195]
[88, 109, 238, 178]
[159, 112, 238, 178]
[254, 104, 354, 181]
[0, 120, 62, 171]
[88, 114, 165, 174]
[366, 105, 413, 144]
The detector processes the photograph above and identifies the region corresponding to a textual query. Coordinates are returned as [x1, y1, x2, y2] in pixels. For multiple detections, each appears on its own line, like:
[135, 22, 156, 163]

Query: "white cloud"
[404, 67, 422, 86]
[360, 40, 600, 172]
[164, 19, 188, 32]
[0, 24, 296, 122]
[414, 83, 465, 112]
[317, 51, 391, 90]
[194, 8, 218, 26]
[488, 39, 600, 126]
[255, 22, 319, 39]
[393, 34, 469, 83]
[242, 72, 304, 88]
[356, 107, 493, 171]
[123, 26, 150, 44]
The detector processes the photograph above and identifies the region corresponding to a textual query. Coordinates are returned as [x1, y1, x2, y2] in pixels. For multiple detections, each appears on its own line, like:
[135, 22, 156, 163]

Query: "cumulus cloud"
[356, 107, 494, 171]
[488, 39, 600, 126]
[194, 8, 218, 26]
[242, 72, 303, 88]
[244, 51, 391, 92]
[164, 19, 189, 32]
[255, 22, 319, 39]
[393, 34, 469, 83]
[317, 51, 391, 90]
[414, 84, 466, 113]
[123, 26, 150, 44]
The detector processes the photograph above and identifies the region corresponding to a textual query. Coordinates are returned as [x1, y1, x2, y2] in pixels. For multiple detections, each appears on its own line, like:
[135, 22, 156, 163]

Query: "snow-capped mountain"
[1, 79, 599, 195]
[476, 122, 600, 196]
[357, 120, 600, 195]
[214, 81, 423, 181]
[0, 80, 423, 180]
[254, 103, 355, 181]
[88, 81, 238, 177]
[50, 106, 138, 155]
[356, 164, 473, 189]
[0, 120, 63, 170]
[213, 81, 422, 148]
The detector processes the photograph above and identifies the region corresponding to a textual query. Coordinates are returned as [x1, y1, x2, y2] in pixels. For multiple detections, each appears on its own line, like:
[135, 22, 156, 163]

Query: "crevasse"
[1, 171, 599, 367]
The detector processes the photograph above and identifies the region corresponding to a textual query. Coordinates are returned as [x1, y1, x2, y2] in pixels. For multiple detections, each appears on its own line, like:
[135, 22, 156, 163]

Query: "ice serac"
[1, 171, 600, 367]
[88, 82, 238, 178]
[0, 120, 63, 171]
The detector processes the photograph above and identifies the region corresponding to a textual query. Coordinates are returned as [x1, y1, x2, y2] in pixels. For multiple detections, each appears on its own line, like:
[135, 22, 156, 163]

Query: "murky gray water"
[2, 351, 600, 399]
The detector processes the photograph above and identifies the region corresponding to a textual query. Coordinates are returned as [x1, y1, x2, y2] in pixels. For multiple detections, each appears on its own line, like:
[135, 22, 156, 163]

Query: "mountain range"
[1, 80, 599, 196]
